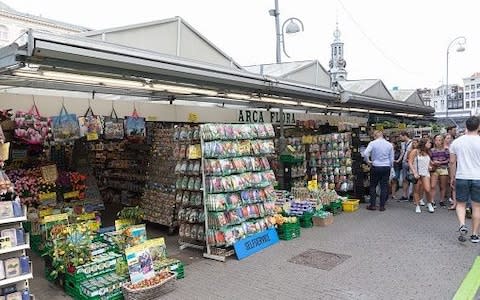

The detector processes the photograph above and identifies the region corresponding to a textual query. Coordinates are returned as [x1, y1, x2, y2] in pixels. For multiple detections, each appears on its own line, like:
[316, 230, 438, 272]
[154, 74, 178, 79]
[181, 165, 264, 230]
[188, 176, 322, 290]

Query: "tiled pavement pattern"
[31, 200, 479, 299]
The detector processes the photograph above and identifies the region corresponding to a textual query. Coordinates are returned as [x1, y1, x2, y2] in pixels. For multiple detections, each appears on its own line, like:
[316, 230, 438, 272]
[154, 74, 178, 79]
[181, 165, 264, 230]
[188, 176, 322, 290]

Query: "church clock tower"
[329, 22, 347, 83]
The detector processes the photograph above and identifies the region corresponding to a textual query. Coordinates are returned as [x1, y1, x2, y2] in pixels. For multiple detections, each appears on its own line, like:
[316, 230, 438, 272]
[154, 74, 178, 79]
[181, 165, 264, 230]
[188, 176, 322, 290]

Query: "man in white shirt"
[364, 131, 394, 211]
[449, 116, 480, 243]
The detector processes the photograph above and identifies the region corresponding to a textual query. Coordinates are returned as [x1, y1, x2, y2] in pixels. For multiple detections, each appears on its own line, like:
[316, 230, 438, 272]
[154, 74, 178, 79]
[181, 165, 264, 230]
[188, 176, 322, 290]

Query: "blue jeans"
[370, 166, 390, 207]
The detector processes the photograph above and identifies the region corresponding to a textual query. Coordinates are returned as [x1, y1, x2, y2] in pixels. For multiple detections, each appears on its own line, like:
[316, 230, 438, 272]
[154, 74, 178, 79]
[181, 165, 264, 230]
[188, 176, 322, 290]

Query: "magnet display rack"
[200, 124, 277, 262]
[174, 126, 206, 250]
[141, 123, 178, 233]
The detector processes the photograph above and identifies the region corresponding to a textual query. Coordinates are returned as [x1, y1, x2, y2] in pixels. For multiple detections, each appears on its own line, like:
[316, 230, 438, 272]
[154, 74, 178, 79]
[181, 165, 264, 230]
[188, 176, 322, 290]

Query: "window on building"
[477, 84, 480, 89]
[477, 100, 480, 107]
[471, 84, 475, 90]
[477, 91, 480, 98]
[339, 48, 342, 55]
[473, 101, 476, 108]
[0, 25, 8, 41]
[466, 101, 470, 108]
[334, 47, 337, 55]
[466, 92, 470, 99]
[466, 85, 470, 91]
[434, 101, 437, 109]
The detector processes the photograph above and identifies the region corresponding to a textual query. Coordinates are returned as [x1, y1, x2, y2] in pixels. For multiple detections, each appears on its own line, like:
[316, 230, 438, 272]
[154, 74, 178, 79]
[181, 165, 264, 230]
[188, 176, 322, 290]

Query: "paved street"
[31, 199, 480, 299]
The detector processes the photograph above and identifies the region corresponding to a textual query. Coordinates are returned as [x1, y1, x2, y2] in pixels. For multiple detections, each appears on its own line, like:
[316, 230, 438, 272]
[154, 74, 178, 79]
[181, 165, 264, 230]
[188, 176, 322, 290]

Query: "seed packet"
[206, 194, 226, 211]
[207, 229, 216, 245]
[224, 229, 235, 246]
[184, 224, 191, 238]
[197, 226, 205, 241]
[264, 124, 275, 138]
[193, 161, 201, 175]
[194, 177, 202, 191]
[179, 224, 186, 237]
[187, 177, 195, 190]
[178, 209, 186, 222]
[232, 158, 247, 173]
[224, 124, 235, 139]
[215, 230, 226, 246]
[182, 192, 190, 206]
[226, 193, 242, 209]
[255, 124, 267, 138]
[192, 127, 200, 140]
[190, 225, 198, 239]
[220, 159, 234, 176]
[175, 178, 182, 189]
[228, 209, 243, 225]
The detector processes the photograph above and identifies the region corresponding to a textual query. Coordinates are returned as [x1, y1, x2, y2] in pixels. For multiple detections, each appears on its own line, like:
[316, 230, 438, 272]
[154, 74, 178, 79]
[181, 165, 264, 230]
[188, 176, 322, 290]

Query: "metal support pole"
[274, 0, 281, 63]
[279, 105, 286, 152]
[446, 50, 449, 118]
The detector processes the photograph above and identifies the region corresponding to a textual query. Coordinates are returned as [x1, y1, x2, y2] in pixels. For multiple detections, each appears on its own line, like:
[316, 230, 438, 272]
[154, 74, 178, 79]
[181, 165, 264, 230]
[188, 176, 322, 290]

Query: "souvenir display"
[201, 124, 278, 260]
[307, 132, 354, 192]
[175, 126, 205, 248]
[141, 125, 178, 232]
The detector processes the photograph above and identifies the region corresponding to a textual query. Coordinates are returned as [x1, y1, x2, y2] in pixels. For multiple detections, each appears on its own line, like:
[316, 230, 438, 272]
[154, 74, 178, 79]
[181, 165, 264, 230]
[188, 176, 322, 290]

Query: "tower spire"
[329, 20, 347, 84]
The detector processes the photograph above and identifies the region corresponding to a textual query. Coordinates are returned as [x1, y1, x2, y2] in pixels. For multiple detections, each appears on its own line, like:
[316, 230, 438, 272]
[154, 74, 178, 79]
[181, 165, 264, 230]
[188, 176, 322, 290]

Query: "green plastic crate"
[277, 222, 301, 240]
[69, 287, 124, 300]
[299, 212, 313, 228]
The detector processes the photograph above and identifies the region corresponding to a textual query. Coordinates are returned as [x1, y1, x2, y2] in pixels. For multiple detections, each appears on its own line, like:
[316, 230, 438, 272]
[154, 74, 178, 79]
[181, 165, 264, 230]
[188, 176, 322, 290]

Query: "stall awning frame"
[0, 30, 434, 116]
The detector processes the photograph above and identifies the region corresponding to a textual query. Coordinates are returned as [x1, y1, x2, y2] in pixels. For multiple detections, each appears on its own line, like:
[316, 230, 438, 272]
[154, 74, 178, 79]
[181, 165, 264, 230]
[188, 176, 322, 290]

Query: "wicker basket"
[122, 273, 177, 300]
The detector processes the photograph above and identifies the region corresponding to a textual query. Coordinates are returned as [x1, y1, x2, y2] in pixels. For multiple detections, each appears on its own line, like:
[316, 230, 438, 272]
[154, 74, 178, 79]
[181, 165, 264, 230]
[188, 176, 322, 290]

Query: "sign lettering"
[238, 110, 296, 125]
[234, 228, 279, 260]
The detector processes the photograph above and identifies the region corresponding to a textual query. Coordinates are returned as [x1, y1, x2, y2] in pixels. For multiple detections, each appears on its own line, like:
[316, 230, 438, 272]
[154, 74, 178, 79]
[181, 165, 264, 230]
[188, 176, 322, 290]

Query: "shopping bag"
[51, 104, 80, 142]
[124, 107, 145, 143]
[14, 103, 50, 144]
[104, 107, 124, 140]
[78, 106, 103, 141]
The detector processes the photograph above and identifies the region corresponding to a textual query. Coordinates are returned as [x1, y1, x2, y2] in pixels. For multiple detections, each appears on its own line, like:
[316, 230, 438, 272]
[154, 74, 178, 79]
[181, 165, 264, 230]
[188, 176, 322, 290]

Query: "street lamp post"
[269, 0, 304, 155]
[445, 36, 466, 120]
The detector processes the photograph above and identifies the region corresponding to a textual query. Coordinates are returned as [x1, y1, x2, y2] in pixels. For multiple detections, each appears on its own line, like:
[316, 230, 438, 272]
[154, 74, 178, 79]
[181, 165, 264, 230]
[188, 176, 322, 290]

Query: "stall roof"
[244, 60, 331, 88]
[78, 17, 242, 70]
[390, 89, 425, 106]
[0, 30, 434, 116]
[340, 79, 394, 100]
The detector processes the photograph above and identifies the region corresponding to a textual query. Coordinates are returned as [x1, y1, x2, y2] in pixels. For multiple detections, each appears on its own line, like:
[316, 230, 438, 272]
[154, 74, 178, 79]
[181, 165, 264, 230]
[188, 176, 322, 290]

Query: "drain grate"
[288, 249, 351, 271]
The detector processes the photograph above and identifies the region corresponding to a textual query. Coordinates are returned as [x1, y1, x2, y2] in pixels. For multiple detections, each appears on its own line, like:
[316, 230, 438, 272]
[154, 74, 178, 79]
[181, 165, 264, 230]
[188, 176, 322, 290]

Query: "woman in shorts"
[409, 139, 435, 213]
[430, 135, 450, 207]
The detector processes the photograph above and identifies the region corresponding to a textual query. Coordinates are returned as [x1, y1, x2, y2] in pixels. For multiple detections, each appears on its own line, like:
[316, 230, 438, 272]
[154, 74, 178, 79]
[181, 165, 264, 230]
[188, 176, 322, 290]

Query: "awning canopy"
[0, 30, 434, 117]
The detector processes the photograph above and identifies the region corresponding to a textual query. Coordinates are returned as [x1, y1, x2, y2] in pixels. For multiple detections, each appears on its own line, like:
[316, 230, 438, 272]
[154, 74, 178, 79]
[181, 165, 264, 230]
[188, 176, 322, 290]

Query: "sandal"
[448, 205, 456, 210]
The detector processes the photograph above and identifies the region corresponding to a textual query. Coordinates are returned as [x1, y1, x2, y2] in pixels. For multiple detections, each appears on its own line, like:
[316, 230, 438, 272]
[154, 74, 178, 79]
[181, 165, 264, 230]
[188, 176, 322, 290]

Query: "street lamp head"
[285, 20, 301, 34]
[456, 45, 465, 52]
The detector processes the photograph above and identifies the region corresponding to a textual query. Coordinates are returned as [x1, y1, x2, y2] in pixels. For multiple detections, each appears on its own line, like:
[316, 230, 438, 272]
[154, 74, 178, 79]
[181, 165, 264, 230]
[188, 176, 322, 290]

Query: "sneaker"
[419, 199, 426, 206]
[433, 202, 437, 209]
[439, 201, 446, 207]
[415, 205, 421, 213]
[448, 197, 453, 204]
[459, 225, 468, 242]
[427, 203, 434, 213]
[399, 196, 408, 201]
[471, 235, 480, 243]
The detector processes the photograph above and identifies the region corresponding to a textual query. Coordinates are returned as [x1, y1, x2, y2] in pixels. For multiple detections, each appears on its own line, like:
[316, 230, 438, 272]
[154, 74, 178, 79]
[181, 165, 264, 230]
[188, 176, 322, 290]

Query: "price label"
[41, 165, 58, 182]
[307, 180, 318, 191]
[64, 191, 80, 200]
[188, 113, 199, 123]
[146, 116, 158, 122]
[398, 123, 406, 129]
[39, 192, 56, 201]
[187, 144, 202, 159]
[287, 145, 296, 153]
[39, 208, 54, 218]
[77, 212, 96, 221]
[42, 213, 68, 224]
[86, 132, 99, 141]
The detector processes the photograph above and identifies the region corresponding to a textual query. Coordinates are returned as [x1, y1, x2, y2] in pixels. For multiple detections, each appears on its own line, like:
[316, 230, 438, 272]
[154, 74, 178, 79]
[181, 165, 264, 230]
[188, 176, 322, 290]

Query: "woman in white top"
[409, 139, 435, 213]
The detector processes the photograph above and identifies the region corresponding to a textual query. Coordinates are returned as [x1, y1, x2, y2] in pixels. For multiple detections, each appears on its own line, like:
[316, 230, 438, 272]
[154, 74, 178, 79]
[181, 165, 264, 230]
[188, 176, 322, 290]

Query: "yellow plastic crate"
[342, 199, 360, 212]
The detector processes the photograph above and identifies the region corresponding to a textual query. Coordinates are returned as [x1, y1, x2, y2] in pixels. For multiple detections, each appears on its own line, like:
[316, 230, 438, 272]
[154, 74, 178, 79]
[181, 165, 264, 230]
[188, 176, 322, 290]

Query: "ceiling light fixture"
[300, 102, 327, 109]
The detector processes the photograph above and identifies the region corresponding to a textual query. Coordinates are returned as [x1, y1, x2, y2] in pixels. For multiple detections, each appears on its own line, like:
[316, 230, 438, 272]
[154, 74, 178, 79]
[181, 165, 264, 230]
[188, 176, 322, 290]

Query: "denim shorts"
[455, 179, 480, 203]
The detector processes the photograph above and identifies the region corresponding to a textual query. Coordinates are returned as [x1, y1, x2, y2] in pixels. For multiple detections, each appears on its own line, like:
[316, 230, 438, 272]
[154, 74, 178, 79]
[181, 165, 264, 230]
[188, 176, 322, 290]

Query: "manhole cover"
[288, 249, 351, 271]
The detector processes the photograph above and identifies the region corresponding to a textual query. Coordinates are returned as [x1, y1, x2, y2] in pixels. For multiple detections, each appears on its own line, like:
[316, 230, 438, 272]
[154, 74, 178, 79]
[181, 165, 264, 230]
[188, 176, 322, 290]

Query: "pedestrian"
[399, 132, 413, 201]
[409, 138, 435, 213]
[449, 116, 480, 243]
[430, 135, 449, 207]
[444, 133, 456, 210]
[364, 130, 394, 211]
[447, 126, 457, 139]
[391, 142, 402, 200]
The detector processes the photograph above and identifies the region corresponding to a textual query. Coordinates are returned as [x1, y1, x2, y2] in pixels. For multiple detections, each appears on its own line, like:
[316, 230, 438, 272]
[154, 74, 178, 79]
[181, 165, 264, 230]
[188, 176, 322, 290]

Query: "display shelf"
[0, 233, 30, 255]
[0, 215, 27, 225]
[0, 273, 32, 287]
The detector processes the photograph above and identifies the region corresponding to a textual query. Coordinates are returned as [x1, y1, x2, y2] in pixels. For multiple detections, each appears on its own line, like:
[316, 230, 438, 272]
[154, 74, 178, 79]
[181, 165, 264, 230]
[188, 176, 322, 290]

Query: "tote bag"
[124, 107, 145, 143]
[104, 107, 124, 140]
[78, 106, 103, 141]
[14, 103, 50, 145]
[51, 104, 80, 142]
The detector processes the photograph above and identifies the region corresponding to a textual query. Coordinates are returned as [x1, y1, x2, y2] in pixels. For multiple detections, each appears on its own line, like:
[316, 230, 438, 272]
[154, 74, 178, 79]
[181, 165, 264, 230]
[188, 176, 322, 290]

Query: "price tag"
[41, 165, 58, 182]
[307, 180, 318, 191]
[42, 213, 68, 224]
[398, 123, 406, 129]
[86, 132, 99, 141]
[287, 145, 296, 153]
[64, 191, 80, 200]
[77, 212, 96, 221]
[146, 116, 158, 122]
[188, 113, 199, 123]
[39, 192, 56, 201]
[187, 144, 202, 159]
[39, 208, 54, 218]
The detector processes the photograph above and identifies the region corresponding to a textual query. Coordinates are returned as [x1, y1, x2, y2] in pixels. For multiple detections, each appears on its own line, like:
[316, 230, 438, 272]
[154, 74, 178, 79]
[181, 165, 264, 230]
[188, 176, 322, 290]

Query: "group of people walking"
[364, 116, 480, 243]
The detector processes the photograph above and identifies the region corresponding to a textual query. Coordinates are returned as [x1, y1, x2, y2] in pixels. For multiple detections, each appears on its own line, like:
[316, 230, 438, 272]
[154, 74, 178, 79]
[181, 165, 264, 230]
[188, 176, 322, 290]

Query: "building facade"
[463, 73, 480, 116]
[430, 84, 466, 119]
[416, 88, 431, 107]
[0, 1, 88, 47]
